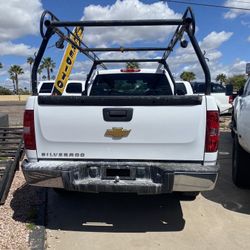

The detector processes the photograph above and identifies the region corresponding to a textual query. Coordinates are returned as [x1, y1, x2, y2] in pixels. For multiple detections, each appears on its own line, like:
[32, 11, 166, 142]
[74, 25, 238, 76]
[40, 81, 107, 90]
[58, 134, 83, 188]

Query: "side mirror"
[238, 86, 244, 96]
[225, 84, 233, 96]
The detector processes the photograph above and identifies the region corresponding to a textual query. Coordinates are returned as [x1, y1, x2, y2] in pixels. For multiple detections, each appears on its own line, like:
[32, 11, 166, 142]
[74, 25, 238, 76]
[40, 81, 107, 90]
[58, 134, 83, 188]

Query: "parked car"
[192, 82, 233, 114]
[37, 80, 85, 95]
[231, 77, 250, 187]
[175, 80, 193, 95]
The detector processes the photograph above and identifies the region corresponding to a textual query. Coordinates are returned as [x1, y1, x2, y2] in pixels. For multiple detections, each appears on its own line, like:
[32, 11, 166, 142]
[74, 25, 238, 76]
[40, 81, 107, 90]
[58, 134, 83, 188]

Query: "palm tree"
[216, 74, 227, 85]
[126, 61, 140, 69]
[180, 71, 196, 82]
[8, 65, 24, 95]
[40, 57, 56, 80]
[27, 56, 35, 91]
[9, 73, 16, 93]
[38, 66, 43, 80]
[27, 56, 34, 69]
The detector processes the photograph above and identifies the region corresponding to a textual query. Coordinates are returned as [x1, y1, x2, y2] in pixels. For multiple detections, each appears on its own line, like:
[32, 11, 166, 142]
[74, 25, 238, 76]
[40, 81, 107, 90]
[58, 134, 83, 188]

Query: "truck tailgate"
[35, 96, 206, 161]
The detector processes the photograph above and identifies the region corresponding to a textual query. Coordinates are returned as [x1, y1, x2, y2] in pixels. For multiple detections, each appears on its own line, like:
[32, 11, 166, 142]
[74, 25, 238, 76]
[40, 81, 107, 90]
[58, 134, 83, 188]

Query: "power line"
[165, 0, 250, 11]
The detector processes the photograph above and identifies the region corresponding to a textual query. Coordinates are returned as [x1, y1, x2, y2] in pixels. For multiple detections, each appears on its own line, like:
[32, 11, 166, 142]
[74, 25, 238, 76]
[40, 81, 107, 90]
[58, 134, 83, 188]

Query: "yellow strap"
[53, 27, 84, 95]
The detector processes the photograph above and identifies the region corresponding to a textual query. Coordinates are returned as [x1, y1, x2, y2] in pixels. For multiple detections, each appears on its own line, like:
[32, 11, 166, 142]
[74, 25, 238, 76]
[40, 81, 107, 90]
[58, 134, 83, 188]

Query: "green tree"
[180, 71, 196, 82]
[227, 74, 246, 91]
[9, 74, 16, 93]
[27, 56, 34, 91]
[38, 66, 43, 80]
[42, 75, 47, 80]
[19, 87, 30, 95]
[40, 57, 56, 80]
[8, 65, 24, 95]
[216, 73, 227, 85]
[126, 61, 140, 69]
[0, 86, 12, 95]
[0, 62, 2, 69]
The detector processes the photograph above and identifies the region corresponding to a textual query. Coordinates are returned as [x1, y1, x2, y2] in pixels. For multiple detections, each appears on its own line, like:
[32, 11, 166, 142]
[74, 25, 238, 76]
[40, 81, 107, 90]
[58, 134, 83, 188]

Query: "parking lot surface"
[46, 131, 250, 250]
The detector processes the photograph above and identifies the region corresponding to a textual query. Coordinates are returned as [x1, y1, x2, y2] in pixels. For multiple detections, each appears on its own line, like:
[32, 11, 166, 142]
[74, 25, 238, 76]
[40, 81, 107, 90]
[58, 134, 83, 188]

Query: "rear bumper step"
[22, 160, 219, 194]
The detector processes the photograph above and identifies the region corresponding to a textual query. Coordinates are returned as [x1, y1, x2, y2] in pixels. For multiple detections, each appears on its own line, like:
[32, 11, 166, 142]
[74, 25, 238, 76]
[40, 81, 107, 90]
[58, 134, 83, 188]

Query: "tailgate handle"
[103, 108, 133, 122]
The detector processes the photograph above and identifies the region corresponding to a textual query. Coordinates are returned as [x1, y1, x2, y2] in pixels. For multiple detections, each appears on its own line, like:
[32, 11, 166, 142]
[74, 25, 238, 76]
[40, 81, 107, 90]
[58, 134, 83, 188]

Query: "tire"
[232, 136, 250, 188]
[53, 188, 70, 195]
[179, 191, 200, 200]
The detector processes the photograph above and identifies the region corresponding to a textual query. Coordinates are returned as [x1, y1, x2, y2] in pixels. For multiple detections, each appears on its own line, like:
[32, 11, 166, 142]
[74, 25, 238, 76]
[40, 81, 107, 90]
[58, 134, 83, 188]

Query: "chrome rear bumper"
[22, 160, 219, 194]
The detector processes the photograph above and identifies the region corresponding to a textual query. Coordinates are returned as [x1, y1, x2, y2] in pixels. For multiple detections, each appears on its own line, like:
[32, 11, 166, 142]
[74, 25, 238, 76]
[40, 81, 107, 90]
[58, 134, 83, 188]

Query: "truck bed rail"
[38, 95, 203, 106]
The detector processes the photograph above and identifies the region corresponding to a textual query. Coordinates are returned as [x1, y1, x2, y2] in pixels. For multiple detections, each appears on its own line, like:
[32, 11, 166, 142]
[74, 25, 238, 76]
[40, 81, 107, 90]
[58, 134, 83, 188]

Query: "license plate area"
[102, 166, 136, 180]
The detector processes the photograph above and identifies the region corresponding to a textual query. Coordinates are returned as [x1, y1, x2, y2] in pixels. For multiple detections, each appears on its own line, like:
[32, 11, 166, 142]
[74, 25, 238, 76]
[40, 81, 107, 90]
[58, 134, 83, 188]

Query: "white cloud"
[200, 31, 233, 51]
[247, 36, 250, 42]
[82, 0, 181, 46]
[0, 41, 37, 56]
[224, 0, 250, 19]
[0, 0, 43, 41]
[0, 0, 42, 57]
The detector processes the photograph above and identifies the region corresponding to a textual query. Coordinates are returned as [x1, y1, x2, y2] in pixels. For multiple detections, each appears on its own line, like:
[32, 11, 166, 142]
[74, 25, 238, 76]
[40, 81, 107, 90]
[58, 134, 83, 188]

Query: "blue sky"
[0, 0, 250, 90]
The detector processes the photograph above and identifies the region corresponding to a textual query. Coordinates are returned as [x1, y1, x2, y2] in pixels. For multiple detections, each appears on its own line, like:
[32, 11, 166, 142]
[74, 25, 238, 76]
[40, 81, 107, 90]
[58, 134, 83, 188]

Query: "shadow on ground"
[10, 183, 45, 226]
[202, 131, 250, 214]
[46, 191, 185, 233]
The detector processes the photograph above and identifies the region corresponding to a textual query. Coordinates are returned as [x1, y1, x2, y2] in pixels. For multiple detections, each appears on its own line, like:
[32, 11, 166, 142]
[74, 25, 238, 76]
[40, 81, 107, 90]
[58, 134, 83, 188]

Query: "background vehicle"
[231, 77, 250, 187]
[192, 82, 233, 114]
[175, 80, 193, 95]
[37, 80, 85, 95]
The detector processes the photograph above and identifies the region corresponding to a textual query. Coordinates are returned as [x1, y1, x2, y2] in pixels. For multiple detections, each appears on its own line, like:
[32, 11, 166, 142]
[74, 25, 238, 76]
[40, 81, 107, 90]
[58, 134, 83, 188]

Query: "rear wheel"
[179, 191, 200, 200]
[232, 136, 250, 188]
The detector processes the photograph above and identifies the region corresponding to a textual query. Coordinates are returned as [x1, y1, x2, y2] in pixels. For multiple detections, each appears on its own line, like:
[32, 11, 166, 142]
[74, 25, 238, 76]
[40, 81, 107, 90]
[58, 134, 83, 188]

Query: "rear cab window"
[89, 73, 173, 96]
[39, 82, 54, 94]
[65, 82, 82, 94]
[175, 82, 187, 95]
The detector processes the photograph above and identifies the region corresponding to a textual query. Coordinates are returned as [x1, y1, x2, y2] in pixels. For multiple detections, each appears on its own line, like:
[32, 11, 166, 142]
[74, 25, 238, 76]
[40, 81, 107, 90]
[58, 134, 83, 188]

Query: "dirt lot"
[0, 101, 26, 126]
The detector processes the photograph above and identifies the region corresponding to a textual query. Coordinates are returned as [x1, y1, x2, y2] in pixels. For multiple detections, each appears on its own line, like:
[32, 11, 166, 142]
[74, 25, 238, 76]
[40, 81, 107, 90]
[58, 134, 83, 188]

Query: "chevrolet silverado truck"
[22, 8, 220, 197]
[231, 76, 250, 187]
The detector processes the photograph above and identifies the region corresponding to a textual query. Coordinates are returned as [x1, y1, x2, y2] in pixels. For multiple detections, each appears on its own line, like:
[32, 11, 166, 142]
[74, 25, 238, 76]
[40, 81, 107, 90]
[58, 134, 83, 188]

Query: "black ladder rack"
[32, 7, 211, 95]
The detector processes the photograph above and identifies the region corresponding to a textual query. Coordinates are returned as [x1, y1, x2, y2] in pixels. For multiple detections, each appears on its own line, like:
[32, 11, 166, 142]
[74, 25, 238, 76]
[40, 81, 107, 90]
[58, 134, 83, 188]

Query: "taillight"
[120, 69, 141, 72]
[23, 110, 36, 150]
[205, 111, 219, 152]
[229, 95, 233, 104]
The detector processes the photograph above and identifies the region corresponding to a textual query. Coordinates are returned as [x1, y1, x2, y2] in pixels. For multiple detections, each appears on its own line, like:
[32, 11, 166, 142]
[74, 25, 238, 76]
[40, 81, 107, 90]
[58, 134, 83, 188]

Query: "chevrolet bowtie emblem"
[105, 127, 131, 138]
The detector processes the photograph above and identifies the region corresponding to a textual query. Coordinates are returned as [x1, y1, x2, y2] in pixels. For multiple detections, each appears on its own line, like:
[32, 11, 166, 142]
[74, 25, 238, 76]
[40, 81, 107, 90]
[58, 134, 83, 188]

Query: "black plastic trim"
[103, 108, 133, 122]
[38, 95, 203, 106]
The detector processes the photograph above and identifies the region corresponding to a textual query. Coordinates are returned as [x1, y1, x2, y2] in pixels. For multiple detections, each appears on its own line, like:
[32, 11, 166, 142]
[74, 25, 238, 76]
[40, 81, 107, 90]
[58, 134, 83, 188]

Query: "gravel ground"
[0, 168, 44, 250]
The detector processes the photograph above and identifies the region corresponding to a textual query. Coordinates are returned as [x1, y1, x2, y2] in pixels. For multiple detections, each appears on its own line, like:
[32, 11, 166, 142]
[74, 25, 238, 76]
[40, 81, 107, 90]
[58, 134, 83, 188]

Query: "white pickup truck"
[231, 77, 250, 187]
[192, 82, 233, 114]
[22, 8, 220, 198]
[175, 80, 194, 95]
[22, 68, 219, 196]
[38, 80, 85, 96]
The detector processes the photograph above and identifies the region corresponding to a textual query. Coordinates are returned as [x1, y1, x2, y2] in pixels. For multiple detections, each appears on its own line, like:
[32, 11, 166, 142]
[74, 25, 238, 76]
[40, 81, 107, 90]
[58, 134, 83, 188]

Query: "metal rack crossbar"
[32, 7, 211, 95]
